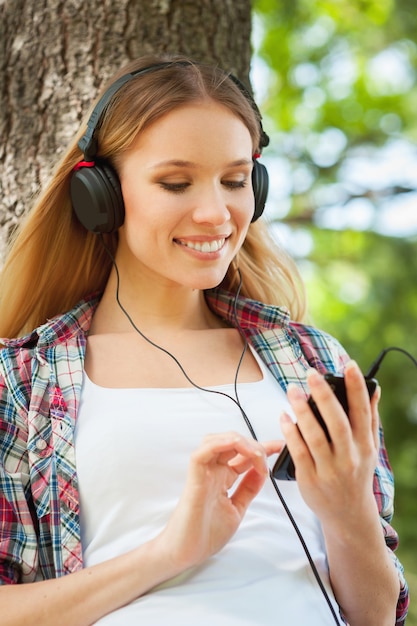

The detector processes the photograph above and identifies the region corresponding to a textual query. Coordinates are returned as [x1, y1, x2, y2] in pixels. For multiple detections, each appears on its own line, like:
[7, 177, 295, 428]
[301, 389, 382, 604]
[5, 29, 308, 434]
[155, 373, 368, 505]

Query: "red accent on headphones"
[73, 160, 96, 171]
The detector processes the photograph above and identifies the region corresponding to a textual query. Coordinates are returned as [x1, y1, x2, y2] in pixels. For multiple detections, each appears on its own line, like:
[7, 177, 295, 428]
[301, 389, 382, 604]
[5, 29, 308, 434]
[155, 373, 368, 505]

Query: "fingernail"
[280, 411, 293, 424]
[306, 368, 323, 386]
[286, 383, 305, 400]
[344, 360, 359, 373]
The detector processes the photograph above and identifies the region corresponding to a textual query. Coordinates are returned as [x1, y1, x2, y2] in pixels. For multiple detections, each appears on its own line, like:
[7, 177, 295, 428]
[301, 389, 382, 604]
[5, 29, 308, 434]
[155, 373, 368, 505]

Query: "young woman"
[0, 55, 408, 625]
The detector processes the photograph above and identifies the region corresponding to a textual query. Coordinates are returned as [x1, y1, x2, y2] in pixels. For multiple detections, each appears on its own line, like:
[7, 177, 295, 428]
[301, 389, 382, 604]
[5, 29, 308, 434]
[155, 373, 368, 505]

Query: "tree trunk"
[0, 0, 252, 255]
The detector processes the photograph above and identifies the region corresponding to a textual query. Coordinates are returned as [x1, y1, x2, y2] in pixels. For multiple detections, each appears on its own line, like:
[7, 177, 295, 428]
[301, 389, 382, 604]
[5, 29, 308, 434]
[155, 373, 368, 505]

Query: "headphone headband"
[79, 62, 195, 160]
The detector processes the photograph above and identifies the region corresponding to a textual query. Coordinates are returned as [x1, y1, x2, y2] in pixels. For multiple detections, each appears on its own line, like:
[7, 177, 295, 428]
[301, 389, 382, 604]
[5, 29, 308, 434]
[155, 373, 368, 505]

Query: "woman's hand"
[280, 363, 401, 625]
[280, 360, 380, 524]
[157, 432, 282, 573]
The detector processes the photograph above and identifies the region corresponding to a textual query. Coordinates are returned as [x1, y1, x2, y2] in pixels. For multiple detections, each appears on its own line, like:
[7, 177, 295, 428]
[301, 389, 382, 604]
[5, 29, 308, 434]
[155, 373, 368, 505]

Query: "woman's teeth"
[180, 239, 225, 252]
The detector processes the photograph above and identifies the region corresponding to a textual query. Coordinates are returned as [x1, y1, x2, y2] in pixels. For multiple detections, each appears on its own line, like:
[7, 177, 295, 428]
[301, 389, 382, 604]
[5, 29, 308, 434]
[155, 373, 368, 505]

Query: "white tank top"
[74, 348, 341, 625]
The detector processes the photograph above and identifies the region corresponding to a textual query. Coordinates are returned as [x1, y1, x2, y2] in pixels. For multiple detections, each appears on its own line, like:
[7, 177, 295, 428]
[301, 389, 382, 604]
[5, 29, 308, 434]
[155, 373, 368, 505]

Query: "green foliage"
[254, 0, 417, 224]
[253, 0, 417, 621]
[255, 0, 417, 140]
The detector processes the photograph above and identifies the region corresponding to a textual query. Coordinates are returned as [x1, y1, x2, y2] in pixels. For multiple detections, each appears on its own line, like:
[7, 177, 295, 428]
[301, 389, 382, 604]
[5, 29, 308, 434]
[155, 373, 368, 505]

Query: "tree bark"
[0, 0, 252, 254]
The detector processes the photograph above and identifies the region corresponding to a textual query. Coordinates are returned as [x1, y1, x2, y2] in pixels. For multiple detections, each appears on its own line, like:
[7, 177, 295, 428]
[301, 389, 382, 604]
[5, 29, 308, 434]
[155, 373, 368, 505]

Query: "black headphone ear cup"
[70, 162, 125, 233]
[251, 160, 269, 222]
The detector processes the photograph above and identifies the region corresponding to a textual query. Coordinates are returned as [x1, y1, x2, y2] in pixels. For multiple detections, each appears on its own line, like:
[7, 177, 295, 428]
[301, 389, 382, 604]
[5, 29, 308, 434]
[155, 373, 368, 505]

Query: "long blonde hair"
[0, 54, 306, 339]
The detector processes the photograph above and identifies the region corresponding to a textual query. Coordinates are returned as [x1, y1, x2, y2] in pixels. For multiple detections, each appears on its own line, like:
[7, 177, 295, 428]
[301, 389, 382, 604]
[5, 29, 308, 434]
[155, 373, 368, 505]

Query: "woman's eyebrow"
[150, 159, 197, 169]
[150, 158, 253, 169]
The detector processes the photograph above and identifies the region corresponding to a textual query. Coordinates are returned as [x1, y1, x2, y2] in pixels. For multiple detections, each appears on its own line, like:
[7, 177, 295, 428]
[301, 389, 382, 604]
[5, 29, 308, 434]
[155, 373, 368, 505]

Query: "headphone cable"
[100, 237, 342, 625]
[231, 269, 342, 625]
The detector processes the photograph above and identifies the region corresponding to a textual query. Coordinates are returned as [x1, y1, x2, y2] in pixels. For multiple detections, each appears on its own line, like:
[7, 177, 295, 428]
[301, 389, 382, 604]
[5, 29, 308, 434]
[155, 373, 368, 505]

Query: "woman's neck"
[90, 271, 225, 336]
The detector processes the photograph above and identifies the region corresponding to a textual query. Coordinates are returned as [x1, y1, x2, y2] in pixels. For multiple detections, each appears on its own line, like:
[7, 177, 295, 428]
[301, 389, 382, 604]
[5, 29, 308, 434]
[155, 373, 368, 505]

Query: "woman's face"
[116, 100, 255, 291]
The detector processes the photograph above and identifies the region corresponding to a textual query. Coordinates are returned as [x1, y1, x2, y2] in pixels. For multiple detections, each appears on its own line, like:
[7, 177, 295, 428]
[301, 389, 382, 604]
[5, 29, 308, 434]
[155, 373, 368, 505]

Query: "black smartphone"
[272, 373, 378, 480]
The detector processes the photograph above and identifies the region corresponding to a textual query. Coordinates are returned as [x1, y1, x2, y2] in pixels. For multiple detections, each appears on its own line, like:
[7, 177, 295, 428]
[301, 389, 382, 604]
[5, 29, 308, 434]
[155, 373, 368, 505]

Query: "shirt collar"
[205, 287, 290, 331]
[1, 288, 290, 349]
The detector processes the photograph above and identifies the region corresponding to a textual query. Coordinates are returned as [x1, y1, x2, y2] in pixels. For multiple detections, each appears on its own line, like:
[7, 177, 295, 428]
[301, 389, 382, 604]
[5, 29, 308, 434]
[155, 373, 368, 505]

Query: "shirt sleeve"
[373, 425, 409, 624]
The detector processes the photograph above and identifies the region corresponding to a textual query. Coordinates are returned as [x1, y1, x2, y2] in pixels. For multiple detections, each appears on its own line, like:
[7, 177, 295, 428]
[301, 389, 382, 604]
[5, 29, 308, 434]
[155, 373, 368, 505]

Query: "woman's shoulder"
[207, 288, 349, 374]
[0, 294, 100, 405]
[0, 293, 101, 353]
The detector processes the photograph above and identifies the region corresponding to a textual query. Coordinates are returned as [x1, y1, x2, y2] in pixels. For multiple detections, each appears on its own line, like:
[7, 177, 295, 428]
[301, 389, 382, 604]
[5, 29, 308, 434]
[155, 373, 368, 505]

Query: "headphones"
[70, 62, 270, 234]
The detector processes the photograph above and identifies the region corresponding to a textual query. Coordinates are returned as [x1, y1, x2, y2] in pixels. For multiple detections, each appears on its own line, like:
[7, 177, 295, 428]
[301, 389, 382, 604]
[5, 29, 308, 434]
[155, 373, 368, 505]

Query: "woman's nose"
[191, 185, 231, 225]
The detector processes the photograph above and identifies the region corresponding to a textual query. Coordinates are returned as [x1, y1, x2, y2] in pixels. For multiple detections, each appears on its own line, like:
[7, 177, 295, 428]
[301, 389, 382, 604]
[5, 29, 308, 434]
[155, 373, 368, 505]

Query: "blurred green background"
[253, 1, 417, 621]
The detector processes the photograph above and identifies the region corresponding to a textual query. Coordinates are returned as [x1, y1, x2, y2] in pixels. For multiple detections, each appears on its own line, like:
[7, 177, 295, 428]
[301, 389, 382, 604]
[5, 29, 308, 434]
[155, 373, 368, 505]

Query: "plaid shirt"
[0, 289, 409, 623]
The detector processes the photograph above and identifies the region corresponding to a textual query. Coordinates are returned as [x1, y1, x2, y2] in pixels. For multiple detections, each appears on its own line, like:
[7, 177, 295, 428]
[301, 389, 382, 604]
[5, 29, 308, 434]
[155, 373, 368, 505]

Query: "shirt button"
[36, 439, 48, 451]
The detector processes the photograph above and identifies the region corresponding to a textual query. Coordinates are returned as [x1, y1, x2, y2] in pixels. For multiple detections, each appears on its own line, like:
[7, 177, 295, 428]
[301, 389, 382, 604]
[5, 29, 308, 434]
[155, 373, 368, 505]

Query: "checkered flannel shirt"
[0, 289, 409, 623]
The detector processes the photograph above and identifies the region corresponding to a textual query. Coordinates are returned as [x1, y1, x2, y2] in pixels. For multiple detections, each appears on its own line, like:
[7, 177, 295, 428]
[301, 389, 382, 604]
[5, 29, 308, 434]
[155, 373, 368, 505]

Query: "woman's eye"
[159, 179, 247, 193]
[159, 182, 190, 194]
[222, 179, 247, 190]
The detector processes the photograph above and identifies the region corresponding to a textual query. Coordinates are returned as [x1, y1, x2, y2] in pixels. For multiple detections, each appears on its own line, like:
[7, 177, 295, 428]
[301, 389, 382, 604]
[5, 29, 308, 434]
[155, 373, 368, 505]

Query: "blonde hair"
[0, 54, 306, 339]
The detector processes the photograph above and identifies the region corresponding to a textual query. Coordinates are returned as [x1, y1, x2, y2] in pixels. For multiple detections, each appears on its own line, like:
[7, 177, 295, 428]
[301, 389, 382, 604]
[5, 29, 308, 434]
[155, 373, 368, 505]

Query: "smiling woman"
[0, 54, 409, 626]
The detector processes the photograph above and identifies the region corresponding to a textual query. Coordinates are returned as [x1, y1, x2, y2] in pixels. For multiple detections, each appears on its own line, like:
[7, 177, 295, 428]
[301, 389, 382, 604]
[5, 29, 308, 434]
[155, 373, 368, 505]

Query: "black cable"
[231, 271, 342, 625]
[100, 237, 342, 624]
[365, 346, 417, 379]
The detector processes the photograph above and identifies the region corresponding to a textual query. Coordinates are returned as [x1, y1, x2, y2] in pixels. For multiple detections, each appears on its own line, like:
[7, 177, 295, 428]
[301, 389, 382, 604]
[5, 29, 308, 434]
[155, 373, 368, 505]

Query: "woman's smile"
[174, 237, 227, 254]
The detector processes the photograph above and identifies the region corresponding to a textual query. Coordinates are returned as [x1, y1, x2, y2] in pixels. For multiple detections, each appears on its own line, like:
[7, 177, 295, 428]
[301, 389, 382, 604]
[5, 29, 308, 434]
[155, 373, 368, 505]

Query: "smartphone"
[272, 373, 378, 480]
